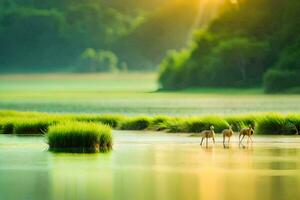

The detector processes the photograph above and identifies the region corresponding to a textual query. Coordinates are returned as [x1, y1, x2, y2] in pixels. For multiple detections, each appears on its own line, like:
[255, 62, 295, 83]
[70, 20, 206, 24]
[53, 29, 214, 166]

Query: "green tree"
[263, 39, 300, 93]
[98, 50, 119, 72]
[209, 37, 269, 87]
[159, 49, 191, 89]
[80, 49, 119, 72]
[158, 0, 300, 92]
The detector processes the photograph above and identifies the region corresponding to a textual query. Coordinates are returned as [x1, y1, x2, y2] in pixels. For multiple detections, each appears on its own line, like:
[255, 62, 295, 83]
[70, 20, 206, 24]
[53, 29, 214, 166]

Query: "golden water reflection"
[1, 134, 300, 200]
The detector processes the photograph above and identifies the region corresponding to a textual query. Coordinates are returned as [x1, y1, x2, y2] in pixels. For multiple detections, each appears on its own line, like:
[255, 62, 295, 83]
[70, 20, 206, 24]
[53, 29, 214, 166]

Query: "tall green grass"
[1, 110, 300, 135]
[72, 114, 125, 128]
[148, 115, 172, 131]
[256, 114, 298, 135]
[119, 116, 152, 130]
[225, 114, 257, 131]
[286, 114, 300, 134]
[157, 116, 229, 133]
[161, 117, 187, 133]
[47, 121, 112, 153]
[185, 116, 229, 133]
[13, 118, 55, 135]
[0, 118, 19, 134]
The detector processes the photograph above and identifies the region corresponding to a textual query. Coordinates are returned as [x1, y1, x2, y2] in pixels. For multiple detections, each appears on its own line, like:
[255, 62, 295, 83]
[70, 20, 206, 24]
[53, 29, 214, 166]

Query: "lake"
[1, 132, 300, 200]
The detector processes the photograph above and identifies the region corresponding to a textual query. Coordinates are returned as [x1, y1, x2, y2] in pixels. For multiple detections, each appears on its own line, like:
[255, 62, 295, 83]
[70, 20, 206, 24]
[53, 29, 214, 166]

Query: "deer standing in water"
[222, 125, 234, 148]
[200, 125, 215, 148]
[239, 124, 254, 145]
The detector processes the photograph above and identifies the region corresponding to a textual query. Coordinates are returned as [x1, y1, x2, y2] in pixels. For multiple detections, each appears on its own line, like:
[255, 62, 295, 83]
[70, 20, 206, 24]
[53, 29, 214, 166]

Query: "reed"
[13, 118, 55, 135]
[47, 121, 112, 153]
[185, 116, 229, 133]
[0, 118, 18, 134]
[161, 118, 187, 133]
[256, 114, 298, 135]
[148, 115, 172, 131]
[1, 110, 300, 135]
[225, 114, 257, 131]
[119, 116, 152, 130]
[72, 114, 125, 128]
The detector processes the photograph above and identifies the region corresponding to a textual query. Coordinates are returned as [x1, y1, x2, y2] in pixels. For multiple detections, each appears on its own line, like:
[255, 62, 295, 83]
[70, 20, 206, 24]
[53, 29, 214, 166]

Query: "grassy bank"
[0, 110, 300, 135]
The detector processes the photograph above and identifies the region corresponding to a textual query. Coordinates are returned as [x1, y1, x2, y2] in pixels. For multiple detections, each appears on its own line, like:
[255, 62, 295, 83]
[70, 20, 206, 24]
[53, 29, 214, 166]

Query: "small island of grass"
[47, 121, 112, 153]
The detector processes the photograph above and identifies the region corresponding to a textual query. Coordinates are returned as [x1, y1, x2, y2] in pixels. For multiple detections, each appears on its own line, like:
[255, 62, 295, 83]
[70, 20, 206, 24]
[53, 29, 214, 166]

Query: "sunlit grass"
[0, 117, 17, 134]
[225, 114, 257, 131]
[119, 116, 152, 130]
[47, 121, 112, 153]
[13, 118, 56, 135]
[185, 116, 229, 133]
[71, 114, 125, 128]
[256, 113, 299, 135]
[148, 115, 172, 131]
[1, 110, 300, 135]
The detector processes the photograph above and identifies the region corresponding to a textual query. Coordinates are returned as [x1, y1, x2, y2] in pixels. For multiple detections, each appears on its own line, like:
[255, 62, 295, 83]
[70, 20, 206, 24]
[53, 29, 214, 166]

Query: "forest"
[0, 0, 218, 72]
[159, 0, 300, 93]
[1, 0, 299, 92]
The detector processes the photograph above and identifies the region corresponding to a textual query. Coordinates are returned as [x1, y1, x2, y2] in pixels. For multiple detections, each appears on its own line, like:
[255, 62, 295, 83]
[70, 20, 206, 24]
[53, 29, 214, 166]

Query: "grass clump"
[256, 114, 298, 135]
[225, 114, 257, 131]
[0, 118, 18, 134]
[73, 114, 125, 128]
[119, 116, 152, 130]
[185, 116, 229, 133]
[161, 118, 187, 133]
[47, 121, 112, 153]
[286, 114, 300, 134]
[148, 115, 172, 131]
[13, 118, 55, 135]
[2, 110, 300, 136]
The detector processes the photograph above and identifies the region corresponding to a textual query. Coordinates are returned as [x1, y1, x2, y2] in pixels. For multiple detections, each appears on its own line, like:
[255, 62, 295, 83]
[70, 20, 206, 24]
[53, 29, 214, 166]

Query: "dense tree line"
[0, 0, 142, 72]
[0, 0, 218, 72]
[159, 0, 300, 93]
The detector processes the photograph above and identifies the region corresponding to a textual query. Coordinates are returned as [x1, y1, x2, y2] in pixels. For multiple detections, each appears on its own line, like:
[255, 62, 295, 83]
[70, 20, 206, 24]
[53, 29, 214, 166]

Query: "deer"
[222, 125, 234, 148]
[239, 124, 254, 145]
[200, 125, 215, 148]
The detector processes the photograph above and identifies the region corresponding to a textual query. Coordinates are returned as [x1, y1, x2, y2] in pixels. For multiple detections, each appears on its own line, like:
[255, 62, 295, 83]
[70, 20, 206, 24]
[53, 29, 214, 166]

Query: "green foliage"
[225, 114, 257, 131]
[158, 49, 192, 89]
[286, 114, 300, 134]
[117, 0, 210, 70]
[256, 114, 298, 135]
[13, 118, 55, 134]
[0, 1, 145, 71]
[185, 116, 229, 133]
[159, 0, 300, 93]
[149, 115, 172, 131]
[263, 39, 300, 93]
[2, 110, 300, 135]
[0, 118, 16, 134]
[73, 114, 125, 128]
[160, 118, 187, 133]
[47, 121, 112, 153]
[80, 49, 119, 72]
[209, 38, 269, 87]
[275, 39, 300, 71]
[119, 116, 152, 130]
[263, 69, 300, 93]
[0, 0, 213, 72]
[0, 7, 67, 70]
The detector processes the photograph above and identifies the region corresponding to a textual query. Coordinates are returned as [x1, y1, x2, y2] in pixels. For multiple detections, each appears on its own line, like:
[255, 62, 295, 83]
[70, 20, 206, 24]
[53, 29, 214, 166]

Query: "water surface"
[1, 132, 300, 200]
